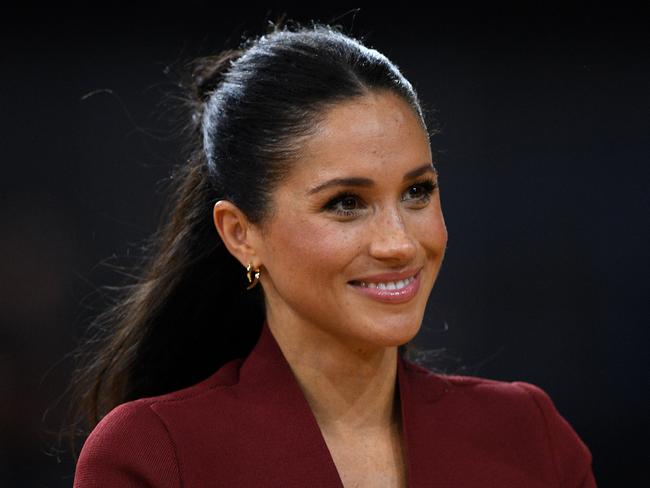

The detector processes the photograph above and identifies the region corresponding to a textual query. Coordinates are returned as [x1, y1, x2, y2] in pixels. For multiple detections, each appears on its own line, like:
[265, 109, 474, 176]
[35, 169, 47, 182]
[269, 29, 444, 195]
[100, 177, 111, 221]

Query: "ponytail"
[64, 47, 264, 458]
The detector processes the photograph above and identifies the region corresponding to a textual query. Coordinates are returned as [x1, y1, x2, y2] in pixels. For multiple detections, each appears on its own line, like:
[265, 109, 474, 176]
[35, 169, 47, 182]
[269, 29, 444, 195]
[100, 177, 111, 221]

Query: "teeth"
[356, 276, 415, 290]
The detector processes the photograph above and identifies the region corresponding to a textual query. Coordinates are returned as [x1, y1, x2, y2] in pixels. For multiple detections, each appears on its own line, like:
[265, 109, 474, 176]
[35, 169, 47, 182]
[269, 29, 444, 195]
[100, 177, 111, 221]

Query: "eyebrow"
[307, 162, 437, 195]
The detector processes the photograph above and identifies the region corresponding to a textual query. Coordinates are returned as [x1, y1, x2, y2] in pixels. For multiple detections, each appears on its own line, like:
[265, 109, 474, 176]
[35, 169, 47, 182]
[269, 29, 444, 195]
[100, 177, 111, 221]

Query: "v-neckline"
[239, 319, 422, 487]
[316, 366, 410, 488]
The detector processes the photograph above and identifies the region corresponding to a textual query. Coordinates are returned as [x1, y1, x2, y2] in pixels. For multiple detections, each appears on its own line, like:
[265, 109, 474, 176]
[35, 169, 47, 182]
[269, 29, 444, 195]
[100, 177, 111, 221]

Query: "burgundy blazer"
[74, 320, 596, 487]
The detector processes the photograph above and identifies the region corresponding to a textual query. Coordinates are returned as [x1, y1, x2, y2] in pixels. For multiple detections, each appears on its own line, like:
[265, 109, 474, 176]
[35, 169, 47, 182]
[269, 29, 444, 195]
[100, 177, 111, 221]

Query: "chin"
[363, 314, 423, 348]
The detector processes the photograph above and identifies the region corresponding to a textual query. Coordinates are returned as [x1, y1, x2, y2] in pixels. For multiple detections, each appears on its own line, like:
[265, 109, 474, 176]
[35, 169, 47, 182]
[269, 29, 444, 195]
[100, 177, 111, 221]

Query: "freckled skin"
[257, 89, 448, 355]
[213, 89, 448, 487]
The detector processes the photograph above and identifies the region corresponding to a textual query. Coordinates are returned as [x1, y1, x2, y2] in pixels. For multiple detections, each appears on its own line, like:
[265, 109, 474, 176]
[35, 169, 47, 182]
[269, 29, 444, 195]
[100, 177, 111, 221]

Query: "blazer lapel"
[239, 319, 449, 487]
[237, 319, 345, 487]
[397, 352, 449, 487]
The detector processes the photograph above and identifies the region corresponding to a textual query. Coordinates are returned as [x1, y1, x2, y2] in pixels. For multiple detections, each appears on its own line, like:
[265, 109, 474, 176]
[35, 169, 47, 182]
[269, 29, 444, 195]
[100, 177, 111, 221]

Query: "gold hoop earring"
[246, 262, 260, 290]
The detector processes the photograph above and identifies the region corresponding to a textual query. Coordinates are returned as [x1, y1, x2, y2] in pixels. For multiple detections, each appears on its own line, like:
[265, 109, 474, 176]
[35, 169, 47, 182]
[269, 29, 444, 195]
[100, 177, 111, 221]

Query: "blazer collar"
[236, 319, 449, 487]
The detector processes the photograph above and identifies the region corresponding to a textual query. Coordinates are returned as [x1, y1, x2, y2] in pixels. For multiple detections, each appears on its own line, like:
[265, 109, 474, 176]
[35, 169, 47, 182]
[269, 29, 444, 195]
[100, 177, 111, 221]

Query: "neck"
[266, 314, 400, 434]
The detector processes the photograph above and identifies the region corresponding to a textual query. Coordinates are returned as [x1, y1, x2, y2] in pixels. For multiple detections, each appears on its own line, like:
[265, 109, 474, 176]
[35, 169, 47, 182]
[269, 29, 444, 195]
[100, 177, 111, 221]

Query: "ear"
[212, 200, 262, 268]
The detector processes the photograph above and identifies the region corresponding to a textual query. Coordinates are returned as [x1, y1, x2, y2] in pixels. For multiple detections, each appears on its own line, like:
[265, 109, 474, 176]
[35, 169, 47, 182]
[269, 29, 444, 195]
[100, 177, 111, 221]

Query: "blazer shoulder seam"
[146, 403, 184, 488]
[435, 373, 506, 388]
[143, 358, 245, 406]
[511, 382, 562, 488]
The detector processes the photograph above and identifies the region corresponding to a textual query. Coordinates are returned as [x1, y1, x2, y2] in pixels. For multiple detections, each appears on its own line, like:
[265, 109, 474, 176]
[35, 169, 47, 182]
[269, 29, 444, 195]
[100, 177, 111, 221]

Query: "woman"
[70, 21, 596, 487]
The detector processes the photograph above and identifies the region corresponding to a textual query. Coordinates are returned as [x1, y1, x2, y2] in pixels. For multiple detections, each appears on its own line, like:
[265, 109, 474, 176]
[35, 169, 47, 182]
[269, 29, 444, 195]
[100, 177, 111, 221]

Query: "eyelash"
[323, 178, 439, 218]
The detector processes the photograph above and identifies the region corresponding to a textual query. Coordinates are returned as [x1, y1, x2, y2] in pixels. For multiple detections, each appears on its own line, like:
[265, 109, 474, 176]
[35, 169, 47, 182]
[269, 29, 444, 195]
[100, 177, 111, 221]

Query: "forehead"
[289, 90, 431, 185]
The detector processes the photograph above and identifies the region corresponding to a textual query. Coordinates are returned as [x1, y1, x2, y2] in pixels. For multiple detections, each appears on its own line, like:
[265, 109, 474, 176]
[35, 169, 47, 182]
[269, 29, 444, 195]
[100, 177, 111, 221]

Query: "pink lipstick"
[348, 267, 422, 304]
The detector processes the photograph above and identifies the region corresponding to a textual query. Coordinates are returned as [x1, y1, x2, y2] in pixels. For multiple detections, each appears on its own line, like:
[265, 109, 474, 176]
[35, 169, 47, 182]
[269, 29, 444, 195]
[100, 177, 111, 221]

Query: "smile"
[353, 276, 416, 290]
[348, 269, 421, 304]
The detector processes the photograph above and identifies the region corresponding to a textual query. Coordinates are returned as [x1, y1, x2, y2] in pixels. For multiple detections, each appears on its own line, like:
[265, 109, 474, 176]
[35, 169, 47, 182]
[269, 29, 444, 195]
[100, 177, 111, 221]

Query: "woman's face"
[255, 90, 447, 353]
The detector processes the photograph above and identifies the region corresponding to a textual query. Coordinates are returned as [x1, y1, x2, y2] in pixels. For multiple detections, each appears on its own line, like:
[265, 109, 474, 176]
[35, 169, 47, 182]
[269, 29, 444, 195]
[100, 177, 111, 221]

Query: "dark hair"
[64, 19, 436, 458]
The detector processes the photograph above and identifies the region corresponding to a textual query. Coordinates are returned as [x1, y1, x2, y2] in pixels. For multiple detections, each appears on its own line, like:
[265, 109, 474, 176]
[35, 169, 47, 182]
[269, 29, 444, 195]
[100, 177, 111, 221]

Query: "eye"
[324, 193, 366, 217]
[402, 178, 438, 203]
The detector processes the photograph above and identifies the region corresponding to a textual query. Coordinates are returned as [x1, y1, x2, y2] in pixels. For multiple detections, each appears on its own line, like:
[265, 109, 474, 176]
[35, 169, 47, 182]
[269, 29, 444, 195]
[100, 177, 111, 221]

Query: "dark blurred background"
[1, 3, 647, 486]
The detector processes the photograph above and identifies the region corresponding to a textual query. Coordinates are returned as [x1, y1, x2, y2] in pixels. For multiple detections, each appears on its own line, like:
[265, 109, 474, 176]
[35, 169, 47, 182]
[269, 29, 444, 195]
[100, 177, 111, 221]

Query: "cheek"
[265, 214, 359, 287]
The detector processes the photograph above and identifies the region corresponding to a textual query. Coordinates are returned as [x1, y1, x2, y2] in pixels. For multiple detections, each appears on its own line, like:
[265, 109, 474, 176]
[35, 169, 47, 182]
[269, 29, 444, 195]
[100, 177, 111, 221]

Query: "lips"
[348, 267, 422, 304]
[348, 266, 422, 285]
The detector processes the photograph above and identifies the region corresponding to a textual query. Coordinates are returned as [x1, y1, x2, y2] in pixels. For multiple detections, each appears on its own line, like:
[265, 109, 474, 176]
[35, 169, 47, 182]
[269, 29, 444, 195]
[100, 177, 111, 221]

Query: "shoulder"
[443, 371, 562, 410]
[404, 360, 581, 419]
[406, 363, 595, 486]
[74, 398, 181, 487]
[74, 358, 244, 488]
[437, 370, 585, 438]
[401, 358, 539, 405]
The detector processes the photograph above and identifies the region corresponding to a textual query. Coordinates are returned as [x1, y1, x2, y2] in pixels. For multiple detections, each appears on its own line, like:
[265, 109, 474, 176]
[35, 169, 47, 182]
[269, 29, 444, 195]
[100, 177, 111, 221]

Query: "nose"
[368, 207, 417, 264]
